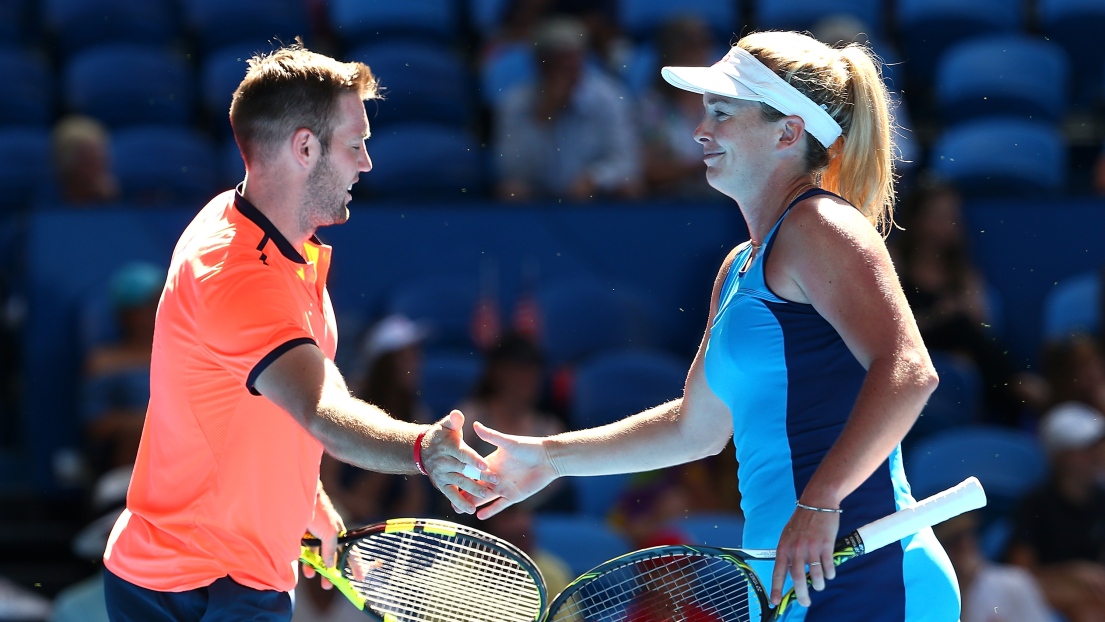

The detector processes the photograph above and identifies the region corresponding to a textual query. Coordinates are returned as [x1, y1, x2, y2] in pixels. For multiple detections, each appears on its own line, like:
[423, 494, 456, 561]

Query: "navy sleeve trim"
[246, 337, 317, 396]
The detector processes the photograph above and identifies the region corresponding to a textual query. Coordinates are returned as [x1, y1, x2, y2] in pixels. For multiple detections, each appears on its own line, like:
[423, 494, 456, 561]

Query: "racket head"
[544, 545, 772, 622]
[302, 517, 547, 622]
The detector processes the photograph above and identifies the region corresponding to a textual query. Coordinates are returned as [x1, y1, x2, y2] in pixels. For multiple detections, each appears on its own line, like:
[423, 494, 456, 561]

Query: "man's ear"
[778, 116, 806, 150]
[290, 128, 317, 169]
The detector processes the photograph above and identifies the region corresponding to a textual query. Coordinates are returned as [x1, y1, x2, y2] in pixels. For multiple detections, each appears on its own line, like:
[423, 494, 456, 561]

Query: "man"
[102, 42, 493, 621]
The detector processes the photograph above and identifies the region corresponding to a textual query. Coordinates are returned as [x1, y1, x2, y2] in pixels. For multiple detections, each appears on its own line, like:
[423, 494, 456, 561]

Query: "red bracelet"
[413, 430, 429, 476]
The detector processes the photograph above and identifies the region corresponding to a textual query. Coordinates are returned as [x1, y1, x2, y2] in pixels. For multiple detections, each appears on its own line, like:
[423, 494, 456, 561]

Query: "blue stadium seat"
[536, 280, 660, 366]
[1042, 270, 1099, 341]
[112, 126, 217, 206]
[348, 42, 472, 128]
[896, 0, 1023, 87]
[618, 0, 739, 41]
[572, 474, 634, 518]
[479, 43, 535, 106]
[419, 352, 483, 418]
[64, 44, 195, 128]
[905, 352, 983, 448]
[469, 0, 509, 38]
[570, 349, 687, 429]
[329, 0, 460, 46]
[1039, 0, 1105, 105]
[220, 139, 245, 190]
[754, 0, 882, 38]
[0, 127, 51, 211]
[43, 0, 179, 57]
[906, 425, 1046, 512]
[534, 514, 631, 576]
[930, 118, 1066, 198]
[0, 0, 36, 44]
[201, 44, 260, 137]
[0, 48, 54, 127]
[182, 0, 308, 51]
[383, 274, 481, 353]
[935, 35, 1069, 124]
[668, 512, 744, 547]
[359, 123, 485, 200]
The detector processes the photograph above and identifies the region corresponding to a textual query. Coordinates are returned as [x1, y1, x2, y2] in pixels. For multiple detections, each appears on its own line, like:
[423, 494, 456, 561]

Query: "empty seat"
[0, 0, 36, 44]
[112, 126, 217, 206]
[64, 44, 195, 128]
[896, 0, 1022, 87]
[220, 139, 246, 190]
[383, 274, 481, 352]
[930, 118, 1066, 198]
[329, 0, 460, 46]
[419, 352, 483, 418]
[534, 514, 631, 576]
[536, 280, 659, 366]
[935, 35, 1069, 124]
[618, 0, 739, 41]
[1042, 271, 1099, 341]
[0, 127, 52, 211]
[201, 44, 261, 137]
[668, 512, 744, 547]
[182, 0, 308, 51]
[1039, 0, 1105, 105]
[0, 48, 54, 127]
[479, 43, 536, 106]
[43, 0, 180, 57]
[348, 42, 472, 128]
[572, 474, 634, 518]
[905, 352, 983, 448]
[359, 123, 485, 200]
[754, 0, 882, 39]
[570, 349, 687, 429]
[469, 0, 508, 39]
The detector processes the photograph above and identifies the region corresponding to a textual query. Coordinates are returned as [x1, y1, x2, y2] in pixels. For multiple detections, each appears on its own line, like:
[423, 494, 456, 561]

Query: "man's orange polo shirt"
[104, 189, 337, 593]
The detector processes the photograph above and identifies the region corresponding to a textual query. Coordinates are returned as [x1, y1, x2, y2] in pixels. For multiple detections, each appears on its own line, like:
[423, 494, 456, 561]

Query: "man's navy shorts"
[103, 567, 293, 622]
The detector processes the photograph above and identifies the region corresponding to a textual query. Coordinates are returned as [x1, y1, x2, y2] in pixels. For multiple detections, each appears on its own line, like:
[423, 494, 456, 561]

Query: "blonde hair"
[737, 31, 896, 235]
[229, 40, 379, 165]
[52, 115, 109, 172]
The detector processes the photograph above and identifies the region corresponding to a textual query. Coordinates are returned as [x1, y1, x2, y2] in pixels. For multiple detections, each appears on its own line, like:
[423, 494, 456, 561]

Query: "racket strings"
[346, 531, 541, 622]
[549, 553, 761, 622]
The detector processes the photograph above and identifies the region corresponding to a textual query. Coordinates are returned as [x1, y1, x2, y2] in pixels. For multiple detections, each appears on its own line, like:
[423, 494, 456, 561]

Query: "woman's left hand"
[769, 506, 840, 607]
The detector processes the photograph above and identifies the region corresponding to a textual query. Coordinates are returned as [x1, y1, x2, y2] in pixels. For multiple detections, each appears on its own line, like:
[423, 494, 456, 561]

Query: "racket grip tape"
[854, 476, 987, 554]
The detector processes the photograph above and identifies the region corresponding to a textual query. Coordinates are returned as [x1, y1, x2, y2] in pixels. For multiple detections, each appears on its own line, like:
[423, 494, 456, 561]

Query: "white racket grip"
[855, 477, 987, 554]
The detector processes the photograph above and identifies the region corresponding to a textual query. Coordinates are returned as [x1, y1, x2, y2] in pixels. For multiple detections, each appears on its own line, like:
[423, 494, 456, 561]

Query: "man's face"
[302, 93, 372, 229]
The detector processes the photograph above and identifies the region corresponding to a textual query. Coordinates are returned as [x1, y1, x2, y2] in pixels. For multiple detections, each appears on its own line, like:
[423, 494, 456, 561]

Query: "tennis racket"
[300, 517, 547, 622]
[543, 476, 986, 622]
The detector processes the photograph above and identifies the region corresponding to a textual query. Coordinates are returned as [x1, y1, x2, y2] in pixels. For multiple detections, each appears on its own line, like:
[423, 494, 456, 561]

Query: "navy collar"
[233, 184, 307, 265]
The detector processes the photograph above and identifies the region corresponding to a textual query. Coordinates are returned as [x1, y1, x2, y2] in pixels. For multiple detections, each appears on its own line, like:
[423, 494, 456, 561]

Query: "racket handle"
[852, 477, 987, 554]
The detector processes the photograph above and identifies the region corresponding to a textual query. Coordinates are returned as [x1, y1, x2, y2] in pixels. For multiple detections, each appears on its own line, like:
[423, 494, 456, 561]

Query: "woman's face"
[693, 94, 777, 198]
[914, 191, 964, 247]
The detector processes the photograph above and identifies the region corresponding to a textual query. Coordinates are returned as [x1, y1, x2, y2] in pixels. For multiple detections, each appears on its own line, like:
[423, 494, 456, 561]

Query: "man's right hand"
[418, 410, 498, 513]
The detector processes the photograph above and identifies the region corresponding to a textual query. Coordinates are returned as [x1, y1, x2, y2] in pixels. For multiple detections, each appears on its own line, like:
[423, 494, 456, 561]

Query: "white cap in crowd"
[1039, 401, 1105, 454]
[361, 314, 429, 365]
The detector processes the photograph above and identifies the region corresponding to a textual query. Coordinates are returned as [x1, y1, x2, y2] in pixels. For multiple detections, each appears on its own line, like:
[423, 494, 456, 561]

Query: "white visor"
[662, 46, 843, 148]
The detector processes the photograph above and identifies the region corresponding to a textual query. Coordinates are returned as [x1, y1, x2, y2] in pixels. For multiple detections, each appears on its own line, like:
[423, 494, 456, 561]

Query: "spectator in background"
[320, 315, 433, 524]
[1006, 402, 1105, 622]
[50, 115, 119, 206]
[933, 511, 1054, 622]
[638, 16, 716, 200]
[891, 181, 1049, 424]
[493, 17, 643, 202]
[81, 262, 161, 476]
[1045, 334, 1105, 417]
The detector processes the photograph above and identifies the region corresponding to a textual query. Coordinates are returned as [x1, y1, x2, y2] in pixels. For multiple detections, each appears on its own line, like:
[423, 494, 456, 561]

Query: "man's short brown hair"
[229, 41, 378, 165]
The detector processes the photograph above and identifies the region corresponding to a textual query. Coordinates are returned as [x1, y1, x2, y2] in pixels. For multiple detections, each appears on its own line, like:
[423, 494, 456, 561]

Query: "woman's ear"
[777, 116, 806, 150]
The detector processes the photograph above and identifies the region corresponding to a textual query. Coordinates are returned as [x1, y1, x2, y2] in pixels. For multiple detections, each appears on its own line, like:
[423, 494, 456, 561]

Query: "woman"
[473, 31, 958, 620]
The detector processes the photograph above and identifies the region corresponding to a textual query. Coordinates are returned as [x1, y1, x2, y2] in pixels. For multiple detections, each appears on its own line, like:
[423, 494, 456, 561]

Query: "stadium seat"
[383, 274, 482, 353]
[112, 126, 218, 206]
[182, 0, 308, 51]
[0, 48, 54, 127]
[1042, 270, 1099, 342]
[905, 352, 983, 448]
[64, 44, 195, 128]
[329, 0, 460, 46]
[347, 42, 473, 128]
[906, 425, 1046, 512]
[536, 280, 660, 366]
[469, 0, 508, 39]
[0, 0, 35, 44]
[419, 352, 483, 418]
[754, 0, 882, 39]
[896, 0, 1022, 87]
[359, 123, 485, 200]
[479, 43, 535, 106]
[534, 514, 632, 576]
[618, 0, 740, 41]
[220, 139, 245, 190]
[930, 118, 1066, 198]
[668, 512, 745, 547]
[1039, 0, 1105, 105]
[570, 349, 687, 430]
[935, 35, 1069, 124]
[43, 0, 179, 57]
[571, 474, 634, 518]
[0, 127, 52, 211]
[201, 44, 260, 137]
